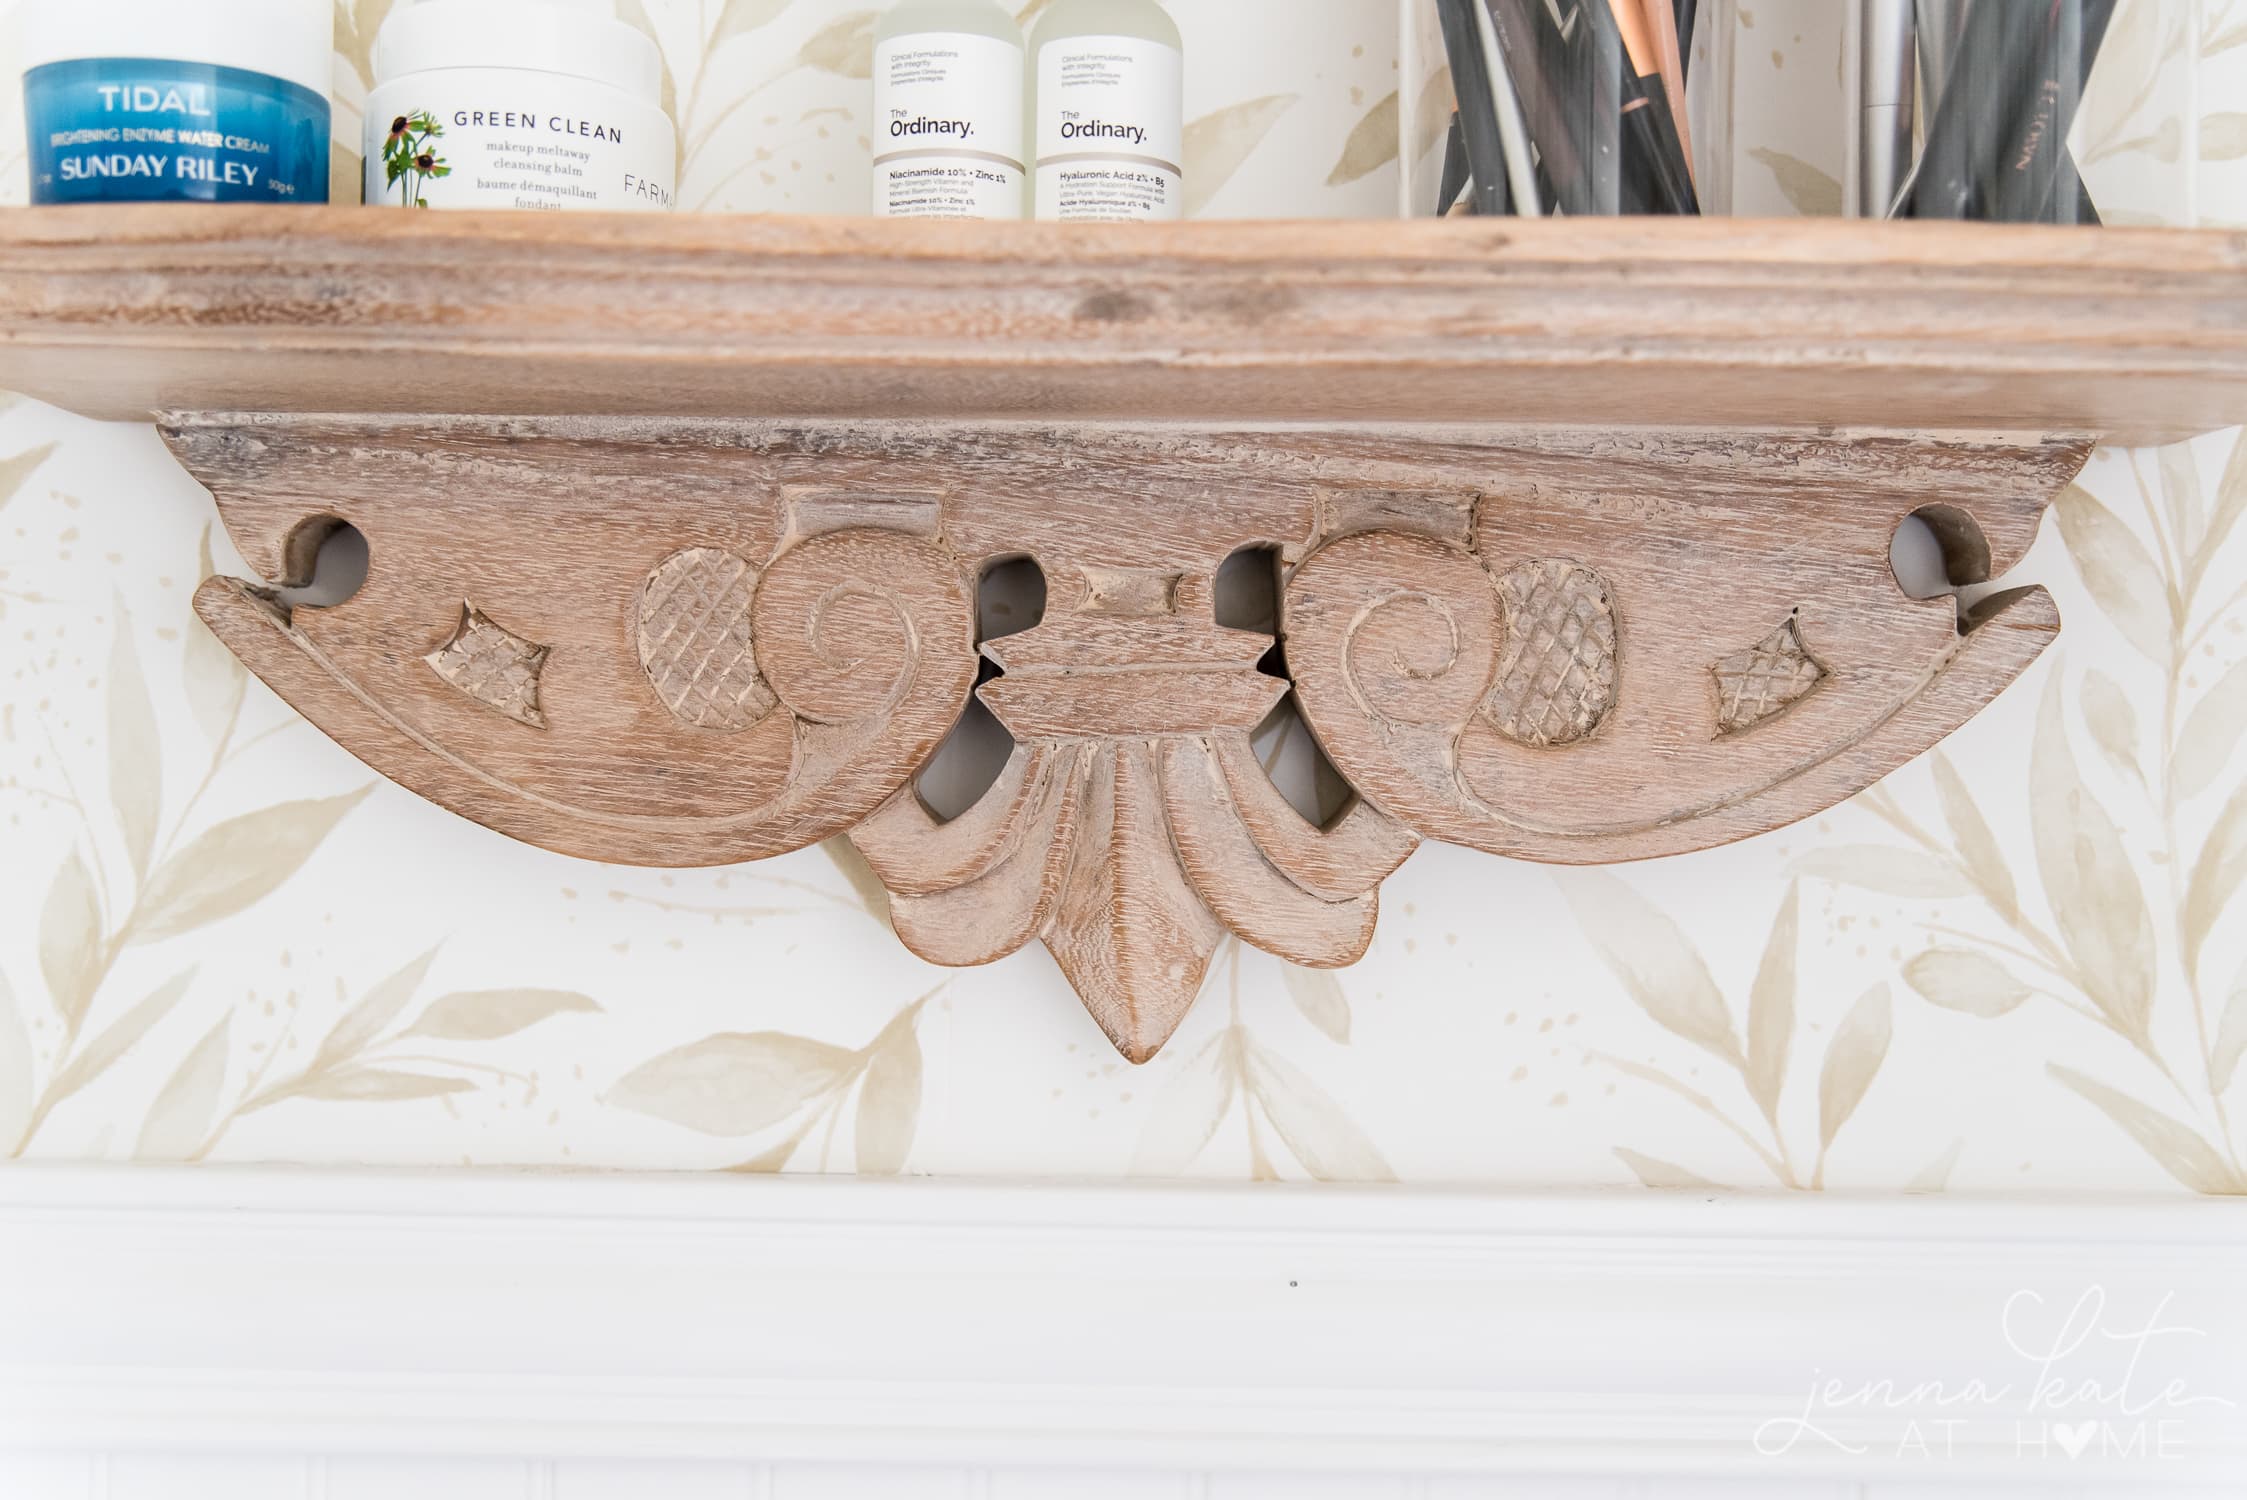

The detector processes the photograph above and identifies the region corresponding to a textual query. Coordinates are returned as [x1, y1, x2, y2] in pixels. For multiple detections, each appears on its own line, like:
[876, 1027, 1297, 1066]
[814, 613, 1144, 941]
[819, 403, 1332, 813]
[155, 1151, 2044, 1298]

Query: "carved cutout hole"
[1891, 506, 2000, 627]
[271, 518, 369, 609]
[1215, 543, 1280, 633]
[1250, 695, 1354, 828]
[916, 556, 1047, 822]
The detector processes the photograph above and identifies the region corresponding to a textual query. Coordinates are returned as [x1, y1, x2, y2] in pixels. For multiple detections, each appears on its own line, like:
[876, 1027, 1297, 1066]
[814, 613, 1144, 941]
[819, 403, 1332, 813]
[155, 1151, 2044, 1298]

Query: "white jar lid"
[22, 0, 333, 99]
[374, 0, 664, 106]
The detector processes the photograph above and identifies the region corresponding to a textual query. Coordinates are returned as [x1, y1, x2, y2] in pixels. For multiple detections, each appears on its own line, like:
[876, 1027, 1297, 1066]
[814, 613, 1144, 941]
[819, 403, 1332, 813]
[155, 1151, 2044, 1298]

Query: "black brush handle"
[1433, 0, 1515, 215]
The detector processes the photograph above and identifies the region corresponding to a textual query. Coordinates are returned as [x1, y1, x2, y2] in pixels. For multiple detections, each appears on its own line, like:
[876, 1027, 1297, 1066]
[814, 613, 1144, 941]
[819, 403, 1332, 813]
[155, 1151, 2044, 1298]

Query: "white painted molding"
[1, 1165, 2243, 1483]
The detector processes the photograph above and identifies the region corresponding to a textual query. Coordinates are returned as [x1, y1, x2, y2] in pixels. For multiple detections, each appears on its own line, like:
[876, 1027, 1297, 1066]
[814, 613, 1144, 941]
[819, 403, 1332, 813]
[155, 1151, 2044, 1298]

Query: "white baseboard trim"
[1, 1164, 2242, 1482]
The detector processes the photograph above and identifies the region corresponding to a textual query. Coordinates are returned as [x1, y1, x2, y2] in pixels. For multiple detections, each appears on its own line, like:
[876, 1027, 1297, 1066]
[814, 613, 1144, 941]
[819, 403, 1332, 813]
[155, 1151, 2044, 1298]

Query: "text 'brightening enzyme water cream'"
[873, 0, 1027, 219]
[365, 0, 677, 211]
[21, 0, 332, 205]
[1031, 0, 1183, 222]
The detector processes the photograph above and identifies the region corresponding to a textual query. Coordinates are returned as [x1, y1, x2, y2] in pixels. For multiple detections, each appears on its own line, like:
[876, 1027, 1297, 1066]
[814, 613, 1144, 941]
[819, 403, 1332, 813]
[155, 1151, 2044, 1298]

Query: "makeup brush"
[1432, 0, 1514, 215]
[1470, 0, 1544, 212]
[1485, 0, 1622, 215]
[1991, 0, 2115, 222]
[1640, 0, 1695, 186]
[1608, 0, 1699, 213]
[1675, 0, 1699, 82]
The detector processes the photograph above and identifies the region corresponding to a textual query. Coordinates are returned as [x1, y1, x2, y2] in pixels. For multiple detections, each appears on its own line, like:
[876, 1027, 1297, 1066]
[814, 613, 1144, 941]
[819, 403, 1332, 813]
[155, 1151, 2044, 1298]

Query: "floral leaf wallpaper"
[0, 1, 2242, 1195]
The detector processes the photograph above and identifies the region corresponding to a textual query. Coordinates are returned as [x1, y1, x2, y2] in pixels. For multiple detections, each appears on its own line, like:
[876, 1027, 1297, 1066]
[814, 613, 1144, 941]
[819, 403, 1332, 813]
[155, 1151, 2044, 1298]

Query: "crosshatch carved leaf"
[636, 547, 776, 732]
[1486, 559, 1618, 747]
[1712, 614, 1826, 734]
[426, 605, 551, 729]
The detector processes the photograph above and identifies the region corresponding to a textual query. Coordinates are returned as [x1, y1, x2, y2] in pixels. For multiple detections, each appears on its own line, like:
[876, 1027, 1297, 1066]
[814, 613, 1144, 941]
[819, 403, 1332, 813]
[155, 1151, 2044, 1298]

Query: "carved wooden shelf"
[3, 207, 2243, 1061]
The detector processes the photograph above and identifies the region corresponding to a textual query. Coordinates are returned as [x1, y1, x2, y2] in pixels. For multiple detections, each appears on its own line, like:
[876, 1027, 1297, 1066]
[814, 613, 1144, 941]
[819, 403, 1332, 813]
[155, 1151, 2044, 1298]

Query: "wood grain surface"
[173, 413, 2084, 1059]
[1, 207, 2243, 442]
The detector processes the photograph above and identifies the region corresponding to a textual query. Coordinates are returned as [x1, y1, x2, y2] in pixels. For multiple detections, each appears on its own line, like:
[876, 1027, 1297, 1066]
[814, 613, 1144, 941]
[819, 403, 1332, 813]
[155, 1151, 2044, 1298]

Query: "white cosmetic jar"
[364, 0, 677, 212]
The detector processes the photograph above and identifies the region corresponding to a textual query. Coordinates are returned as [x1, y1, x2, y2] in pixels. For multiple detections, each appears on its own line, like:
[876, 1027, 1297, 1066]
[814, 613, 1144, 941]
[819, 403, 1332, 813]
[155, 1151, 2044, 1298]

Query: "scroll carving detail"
[176, 415, 2084, 1062]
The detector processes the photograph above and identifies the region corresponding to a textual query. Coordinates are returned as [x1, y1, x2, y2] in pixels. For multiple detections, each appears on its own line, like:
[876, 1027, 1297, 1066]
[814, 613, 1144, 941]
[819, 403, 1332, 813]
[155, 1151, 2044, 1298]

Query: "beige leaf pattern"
[0, 970, 31, 1150]
[1903, 948, 2032, 1018]
[1817, 983, 1892, 1160]
[0, 443, 56, 512]
[1932, 752, 2021, 918]
[38, 851, 102, 1032]
[798, 10, 877, 79]
[2213, 967, 2247, 1096]
[1790, 846, 1970, 898]
[1243, 1038, 1392, 1183]
[1562, 871, 1742, 1066]
[2079, 670, 2145, 788]
[2056, 484, 2176, 664]
[1182, 94, 1299, 219]
[1280, 964, 1351, 1044]
[611, 1032, 858, 1137]
[1130, 1030, 1236, 1177]
[298, 1067, 478, 1104]
[1744, 884, 1797, 1123]
[2049, 1063, 2241, 1194]
[2204, 113, 2247, 160]
[707, 0, 791, 49]
[134, 1014, 230, 1161]
[853, 1008, 923, 1176]
[2197, 430, 2247, 581]
[2172, 659, 2247, 800]
[2031, 676, 2155, 1042]
[1905, 1139, 1965, 1193]
[2183, 782, 2247, 976]
[314, 947, 438, 1069]
[41, 969, 197, 1120]
[1326, 88, 1399, 187]
[1746, 147, 1841, 216]
[132, 787, 372, 943]
[1613, 1146, 1719, 1190]
[403, 989, 601, 1042]
[182, 526, 247, 748]
[106, 601, 162, 883]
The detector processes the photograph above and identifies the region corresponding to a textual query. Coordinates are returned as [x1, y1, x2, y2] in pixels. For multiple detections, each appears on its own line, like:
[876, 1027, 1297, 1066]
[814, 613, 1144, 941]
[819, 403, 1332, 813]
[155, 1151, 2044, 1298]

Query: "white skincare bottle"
[1030, 0, 1183, 222]
[872, 0, 1027, 219]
